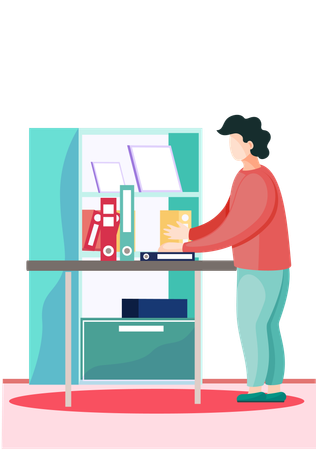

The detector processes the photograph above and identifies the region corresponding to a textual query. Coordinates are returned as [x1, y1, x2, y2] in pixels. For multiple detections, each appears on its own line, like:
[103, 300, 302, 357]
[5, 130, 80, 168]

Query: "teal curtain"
[29, 128, 79, 384]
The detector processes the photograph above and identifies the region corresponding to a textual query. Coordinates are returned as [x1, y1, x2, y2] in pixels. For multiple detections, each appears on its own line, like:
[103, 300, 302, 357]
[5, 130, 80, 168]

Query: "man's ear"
[248, 141, 254, 150]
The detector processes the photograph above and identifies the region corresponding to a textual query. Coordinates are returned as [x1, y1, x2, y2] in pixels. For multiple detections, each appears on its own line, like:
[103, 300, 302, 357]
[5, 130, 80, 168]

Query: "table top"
[26, 260, 236, 272]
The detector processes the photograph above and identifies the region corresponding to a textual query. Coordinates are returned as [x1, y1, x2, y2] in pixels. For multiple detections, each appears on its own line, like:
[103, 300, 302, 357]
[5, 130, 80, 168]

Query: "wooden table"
[27, 260, 236, 406]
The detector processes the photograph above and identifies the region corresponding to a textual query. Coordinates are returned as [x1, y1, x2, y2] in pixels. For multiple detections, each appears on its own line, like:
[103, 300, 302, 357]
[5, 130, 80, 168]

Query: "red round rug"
[10, 389, 304, 414]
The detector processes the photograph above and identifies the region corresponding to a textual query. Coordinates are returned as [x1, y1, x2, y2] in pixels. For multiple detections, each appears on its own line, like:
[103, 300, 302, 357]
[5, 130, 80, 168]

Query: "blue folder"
[122, 299, 187, 318]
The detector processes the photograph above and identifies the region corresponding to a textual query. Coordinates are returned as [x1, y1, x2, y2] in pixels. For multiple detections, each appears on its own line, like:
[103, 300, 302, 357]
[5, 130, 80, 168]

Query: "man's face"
[229, 133, 252, 161]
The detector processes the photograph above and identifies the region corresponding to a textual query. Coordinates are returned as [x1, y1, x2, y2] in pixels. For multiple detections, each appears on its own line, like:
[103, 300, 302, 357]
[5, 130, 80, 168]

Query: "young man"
[160, 115, 291, 402]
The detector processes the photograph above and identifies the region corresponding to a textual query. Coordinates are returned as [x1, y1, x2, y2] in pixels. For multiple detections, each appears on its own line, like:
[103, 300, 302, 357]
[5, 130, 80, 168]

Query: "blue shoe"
[237, 392, 266, 402]
[265, 392, 286, 402]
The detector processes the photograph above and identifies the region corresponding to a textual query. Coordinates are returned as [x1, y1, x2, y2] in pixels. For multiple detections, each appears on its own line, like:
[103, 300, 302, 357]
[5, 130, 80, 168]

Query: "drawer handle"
[119, 325, 164, 332]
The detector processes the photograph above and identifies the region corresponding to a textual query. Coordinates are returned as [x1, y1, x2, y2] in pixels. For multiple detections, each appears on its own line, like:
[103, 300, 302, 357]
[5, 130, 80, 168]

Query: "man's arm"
[183, 174, 276, 253]
[189, 198, 230, 240]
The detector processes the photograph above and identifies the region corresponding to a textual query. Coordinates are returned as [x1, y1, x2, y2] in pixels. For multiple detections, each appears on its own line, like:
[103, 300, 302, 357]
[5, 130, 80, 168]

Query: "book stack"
[122, 299, 187, 318]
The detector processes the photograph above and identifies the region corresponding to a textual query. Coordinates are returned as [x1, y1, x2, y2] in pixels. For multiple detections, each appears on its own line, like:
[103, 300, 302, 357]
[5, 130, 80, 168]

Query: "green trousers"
[236, 268, 290, 387]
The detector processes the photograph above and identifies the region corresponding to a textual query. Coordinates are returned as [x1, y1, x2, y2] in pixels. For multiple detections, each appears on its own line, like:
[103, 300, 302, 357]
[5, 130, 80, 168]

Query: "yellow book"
[160, 210, 191, 245]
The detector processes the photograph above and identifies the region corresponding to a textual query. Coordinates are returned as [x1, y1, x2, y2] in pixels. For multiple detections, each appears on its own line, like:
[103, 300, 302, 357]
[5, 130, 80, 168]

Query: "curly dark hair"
[217, 115, 271, 159]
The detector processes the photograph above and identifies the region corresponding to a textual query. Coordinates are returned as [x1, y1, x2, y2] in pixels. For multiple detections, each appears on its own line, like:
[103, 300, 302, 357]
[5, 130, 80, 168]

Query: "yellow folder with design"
[160, 210, 192, 245]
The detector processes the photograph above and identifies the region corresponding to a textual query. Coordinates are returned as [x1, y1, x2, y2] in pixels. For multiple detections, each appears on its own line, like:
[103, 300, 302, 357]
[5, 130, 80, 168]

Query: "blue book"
[122, 299, 187, 318]
[141, 252, 195, 261]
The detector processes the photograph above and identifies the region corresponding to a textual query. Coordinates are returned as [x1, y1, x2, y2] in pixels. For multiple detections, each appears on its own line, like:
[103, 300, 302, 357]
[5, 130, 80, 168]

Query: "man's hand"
[163, 221, 190, 241]
[158, 242, 184, 252]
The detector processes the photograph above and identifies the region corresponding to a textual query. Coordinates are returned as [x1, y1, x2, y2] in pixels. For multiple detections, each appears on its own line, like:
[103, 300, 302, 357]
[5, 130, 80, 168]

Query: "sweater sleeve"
[189, 198, 230, 241]
[183, 173, 277, 253]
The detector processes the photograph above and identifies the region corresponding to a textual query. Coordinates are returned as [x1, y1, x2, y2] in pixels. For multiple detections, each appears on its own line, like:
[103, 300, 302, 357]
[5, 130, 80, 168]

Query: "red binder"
[83, 210, 101, 251]
[100, 198, 120, 261]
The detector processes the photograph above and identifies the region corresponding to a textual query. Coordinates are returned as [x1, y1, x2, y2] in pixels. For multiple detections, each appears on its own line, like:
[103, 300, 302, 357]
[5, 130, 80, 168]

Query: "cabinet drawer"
[82, 320, 194, 380]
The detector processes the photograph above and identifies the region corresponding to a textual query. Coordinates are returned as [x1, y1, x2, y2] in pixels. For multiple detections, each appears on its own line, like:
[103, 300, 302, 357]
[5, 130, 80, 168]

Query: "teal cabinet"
[82, 320, 194, 380]
[29, 128, 201, 385]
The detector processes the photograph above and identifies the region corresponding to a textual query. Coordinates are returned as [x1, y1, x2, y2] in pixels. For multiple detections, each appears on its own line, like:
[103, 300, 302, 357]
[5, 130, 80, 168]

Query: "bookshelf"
[78, 128, 202, 383]
[81, 192, 200, 197]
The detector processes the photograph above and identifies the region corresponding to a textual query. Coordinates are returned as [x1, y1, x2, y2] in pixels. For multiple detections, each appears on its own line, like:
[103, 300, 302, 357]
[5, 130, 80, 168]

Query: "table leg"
[195, 270, 201, 404]
[65, 272, 72, 407]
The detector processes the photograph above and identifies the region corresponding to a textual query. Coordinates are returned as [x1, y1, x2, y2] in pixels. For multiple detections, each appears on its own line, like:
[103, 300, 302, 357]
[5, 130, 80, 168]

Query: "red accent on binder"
[100, 198, 120, 261]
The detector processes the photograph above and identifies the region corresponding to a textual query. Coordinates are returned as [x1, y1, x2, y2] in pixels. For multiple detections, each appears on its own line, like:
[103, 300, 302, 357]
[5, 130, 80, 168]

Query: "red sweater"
[183, 165, 291, 270]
